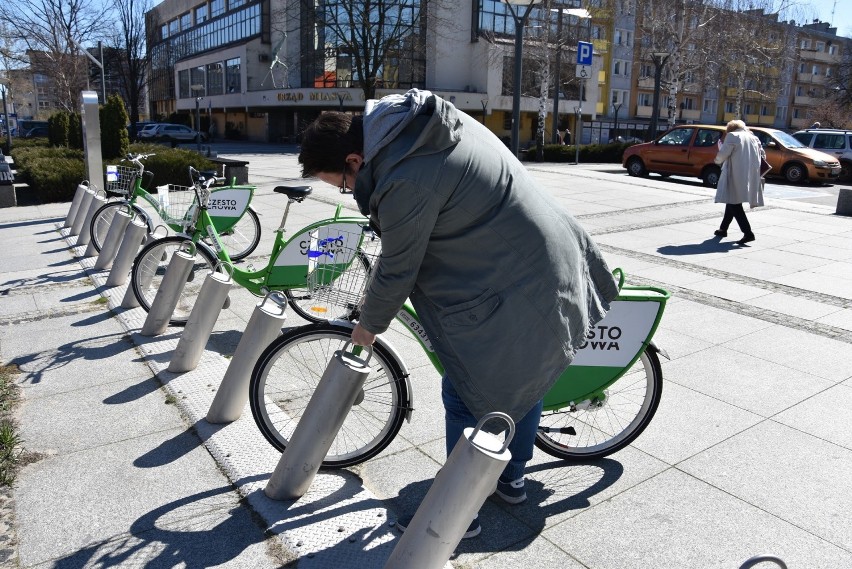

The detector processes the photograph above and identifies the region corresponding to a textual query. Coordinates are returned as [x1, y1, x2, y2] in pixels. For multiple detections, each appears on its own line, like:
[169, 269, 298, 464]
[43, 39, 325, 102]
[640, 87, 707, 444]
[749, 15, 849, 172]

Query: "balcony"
[745, 114, 760, 123]
[799, 49, 840, 64]
[681, 109, 701, 120]
[638, 77, 654, 89]
[636, 105, 653, 118]
[793, 95, 817, 106]
[725, 87, 738, 97]
[790, 117, 811, 129]
[757, 115, 775, 126]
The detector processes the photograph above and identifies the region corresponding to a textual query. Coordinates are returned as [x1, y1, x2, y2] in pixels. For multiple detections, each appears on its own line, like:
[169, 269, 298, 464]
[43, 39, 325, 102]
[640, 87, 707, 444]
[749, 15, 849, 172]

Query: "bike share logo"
[578, 325, 622, 351]
[571, 301, 659, 368]
[207, 189, 250, 217]
[301, 235, 345, 259]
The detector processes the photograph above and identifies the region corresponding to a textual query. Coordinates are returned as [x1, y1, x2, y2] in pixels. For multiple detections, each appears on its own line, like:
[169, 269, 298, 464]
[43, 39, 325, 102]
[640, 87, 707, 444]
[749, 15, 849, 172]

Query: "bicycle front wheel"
[206, 206, 261, 261]
[90, 201, 151, 253]
[285, 250, 372, 323]
[535, 347, 663, 461]
[130, 236, 218, 326]
[249, 323, 409, 468]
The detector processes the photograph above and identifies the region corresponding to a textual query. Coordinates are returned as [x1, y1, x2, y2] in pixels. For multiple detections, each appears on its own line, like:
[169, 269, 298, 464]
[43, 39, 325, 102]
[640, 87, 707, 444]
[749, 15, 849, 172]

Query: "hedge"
[522, 142, 637, 163]
[11, 143, 216, 203]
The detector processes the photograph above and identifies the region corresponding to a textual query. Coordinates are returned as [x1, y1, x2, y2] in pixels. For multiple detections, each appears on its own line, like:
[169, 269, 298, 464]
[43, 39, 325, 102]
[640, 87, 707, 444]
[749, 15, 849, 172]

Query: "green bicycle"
[89, 153, 261, 261]
[130, 172, 373, 326]
[248, 257, 670, 468]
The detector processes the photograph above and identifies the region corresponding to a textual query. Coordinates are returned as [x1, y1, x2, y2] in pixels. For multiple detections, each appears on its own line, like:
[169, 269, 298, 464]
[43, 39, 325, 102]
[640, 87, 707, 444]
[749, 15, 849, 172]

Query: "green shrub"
[100, 94, 130, 160]
[26, 155, 87, 202]
[522, 142, 637, 163]
[48, 113, 70, 148]
[128, 143, 216, 189]
[68, 113, 83, 150]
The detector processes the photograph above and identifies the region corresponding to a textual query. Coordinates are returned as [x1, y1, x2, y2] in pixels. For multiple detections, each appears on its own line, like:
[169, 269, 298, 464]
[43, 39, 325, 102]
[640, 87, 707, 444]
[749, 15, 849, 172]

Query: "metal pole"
[99, 41, 106, 104]
[574, 105, 581, 164]
[195, 97, 201, 152]
[613, 102, 621, 141]
[507, 1, 537, 157]
[1, 86, 10, 154]
[551, 8, 563, 144]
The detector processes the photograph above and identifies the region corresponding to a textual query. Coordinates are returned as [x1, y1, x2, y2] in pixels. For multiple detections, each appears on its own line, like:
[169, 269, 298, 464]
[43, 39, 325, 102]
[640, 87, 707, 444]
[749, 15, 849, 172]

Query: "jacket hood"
[355, 89, 464, 215]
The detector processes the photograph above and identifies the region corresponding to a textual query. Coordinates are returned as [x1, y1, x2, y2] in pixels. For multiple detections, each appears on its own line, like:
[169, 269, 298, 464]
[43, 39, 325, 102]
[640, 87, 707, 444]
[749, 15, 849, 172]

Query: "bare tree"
[105, 0, 152, 135]
[0, 0, 107, 112]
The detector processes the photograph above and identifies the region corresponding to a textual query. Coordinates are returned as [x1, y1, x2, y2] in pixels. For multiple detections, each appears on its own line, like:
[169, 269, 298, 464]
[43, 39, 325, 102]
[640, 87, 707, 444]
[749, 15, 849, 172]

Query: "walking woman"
[713, 119, 764, 244]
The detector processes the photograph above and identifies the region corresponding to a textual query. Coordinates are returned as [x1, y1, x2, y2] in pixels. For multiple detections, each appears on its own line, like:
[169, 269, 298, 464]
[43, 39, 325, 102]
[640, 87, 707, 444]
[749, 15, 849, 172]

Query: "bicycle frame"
[192, 195, 368, 296]
[391, 270, 669, 412]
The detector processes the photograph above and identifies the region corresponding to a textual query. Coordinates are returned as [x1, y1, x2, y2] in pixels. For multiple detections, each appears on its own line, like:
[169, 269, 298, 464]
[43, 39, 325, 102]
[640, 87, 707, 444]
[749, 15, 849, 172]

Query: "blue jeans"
[442, 375, 543, 482]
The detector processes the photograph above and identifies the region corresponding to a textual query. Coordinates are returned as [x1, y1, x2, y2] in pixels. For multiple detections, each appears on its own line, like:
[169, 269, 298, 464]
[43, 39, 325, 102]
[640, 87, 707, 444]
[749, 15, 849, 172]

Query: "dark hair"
[298, 113, 364, 177]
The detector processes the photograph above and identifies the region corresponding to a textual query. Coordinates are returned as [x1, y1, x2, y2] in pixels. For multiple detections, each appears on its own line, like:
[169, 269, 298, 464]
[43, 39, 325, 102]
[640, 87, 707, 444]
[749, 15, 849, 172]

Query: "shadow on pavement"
[657, 236, 740, 256]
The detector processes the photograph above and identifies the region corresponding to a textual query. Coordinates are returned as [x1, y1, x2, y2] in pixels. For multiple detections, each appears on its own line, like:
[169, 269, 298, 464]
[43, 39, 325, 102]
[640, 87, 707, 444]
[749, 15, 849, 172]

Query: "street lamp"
[191, 84, 204, 152]
[612, 101, 622, 142]
[0, 79, 10, 154]
[648, 52, 668, 141]
[503, 0, 543, 157]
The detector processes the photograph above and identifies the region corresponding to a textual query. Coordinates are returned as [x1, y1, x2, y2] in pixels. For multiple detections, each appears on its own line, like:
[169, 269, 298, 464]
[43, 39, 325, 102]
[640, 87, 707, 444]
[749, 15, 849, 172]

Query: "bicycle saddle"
[274, 185, 313, 201]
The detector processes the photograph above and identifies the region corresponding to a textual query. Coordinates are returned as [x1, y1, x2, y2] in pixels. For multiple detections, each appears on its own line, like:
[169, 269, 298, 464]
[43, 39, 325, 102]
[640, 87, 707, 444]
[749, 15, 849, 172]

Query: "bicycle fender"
[647, 339, 670, 360]
[329, 319, 415, 423]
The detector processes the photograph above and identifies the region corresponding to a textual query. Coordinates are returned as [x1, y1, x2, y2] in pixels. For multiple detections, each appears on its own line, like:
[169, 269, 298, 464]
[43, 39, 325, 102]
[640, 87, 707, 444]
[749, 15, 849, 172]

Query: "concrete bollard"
[265, 345, 372, 500]
[167, 263, 233, 373]
[206, 292, 288, 424]
[140, 242, 196, 336]
[105, 215, 148, 288]
[93, 205, 133, 270]
[383, 413, 515, 569]
[77, 191, 108, 252]
[64, 182, 90, 229]
[68, 186, 96, 237]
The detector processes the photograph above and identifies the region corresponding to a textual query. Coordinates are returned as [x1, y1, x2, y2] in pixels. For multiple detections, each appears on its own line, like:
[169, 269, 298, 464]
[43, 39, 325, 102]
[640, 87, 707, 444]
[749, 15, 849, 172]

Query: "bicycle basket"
[105, 165, 138, 197]
[304, 227, 378, 319]
[155, 184, 198, 227]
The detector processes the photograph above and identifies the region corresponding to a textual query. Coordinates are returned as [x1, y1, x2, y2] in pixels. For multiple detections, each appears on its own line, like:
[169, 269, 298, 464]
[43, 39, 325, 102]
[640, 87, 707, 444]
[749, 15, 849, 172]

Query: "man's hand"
[352, 323, 376, 346]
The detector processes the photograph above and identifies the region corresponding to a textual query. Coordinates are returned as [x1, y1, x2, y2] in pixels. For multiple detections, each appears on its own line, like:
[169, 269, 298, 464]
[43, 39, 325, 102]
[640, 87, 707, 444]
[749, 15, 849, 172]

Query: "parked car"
[622, 124, 726, 187]
[127, 121, 157, 142]
[623, 124, 842, 187]
[749, 126, 842, 184]
[138, 123, 206, 147]
[24, 126, 49, 138]
[791, 128, 852, 181]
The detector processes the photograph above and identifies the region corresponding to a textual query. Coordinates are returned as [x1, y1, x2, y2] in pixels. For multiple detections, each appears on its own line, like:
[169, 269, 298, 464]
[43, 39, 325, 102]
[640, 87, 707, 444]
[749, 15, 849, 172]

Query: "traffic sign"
[577, 41, 593, 66]
[576, 65, 591, 78]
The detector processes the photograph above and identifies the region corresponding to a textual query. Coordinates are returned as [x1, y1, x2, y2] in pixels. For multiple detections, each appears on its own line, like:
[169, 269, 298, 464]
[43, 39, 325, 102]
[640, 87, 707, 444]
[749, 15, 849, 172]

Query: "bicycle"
[130, 173, 374, 326]
[248, 250, 670, 468]
[89, 153, 261, 261]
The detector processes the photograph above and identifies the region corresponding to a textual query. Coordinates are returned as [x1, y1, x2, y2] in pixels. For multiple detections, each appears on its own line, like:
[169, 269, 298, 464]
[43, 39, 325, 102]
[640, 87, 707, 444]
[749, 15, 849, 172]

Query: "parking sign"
[577, 41, 593, 66]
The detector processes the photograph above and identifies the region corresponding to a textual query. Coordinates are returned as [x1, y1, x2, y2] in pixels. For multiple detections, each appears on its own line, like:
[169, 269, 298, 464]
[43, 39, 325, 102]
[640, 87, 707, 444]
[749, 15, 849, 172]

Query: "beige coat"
[714, 129, 765, 207]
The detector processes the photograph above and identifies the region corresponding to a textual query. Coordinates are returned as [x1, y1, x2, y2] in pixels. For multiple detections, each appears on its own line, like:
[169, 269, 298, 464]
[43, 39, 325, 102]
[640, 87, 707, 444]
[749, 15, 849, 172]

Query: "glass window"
[702, 99, 716, 112]
[226, 57, 241, 93]
[190, 66, 205, 95]
[230, 0, 246, 8]
[776, 106, 787, 119]
[658, 128, 693, 146]
[195, 4, 208, 23]
[207, 61, 224, 95]
[178, 69, 190, 98]
[210, 0, 224, 18]
[169, 19, 179, 36]
[161, 24, 169, 39]
[180, 12, 191, 30]
[694, 129, 720, 147]
[814, 134, 845, 149]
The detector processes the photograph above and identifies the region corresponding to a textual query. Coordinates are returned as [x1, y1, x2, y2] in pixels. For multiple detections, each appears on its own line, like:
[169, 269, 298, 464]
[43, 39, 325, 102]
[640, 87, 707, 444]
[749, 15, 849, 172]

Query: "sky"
[787, 0, 852, 36]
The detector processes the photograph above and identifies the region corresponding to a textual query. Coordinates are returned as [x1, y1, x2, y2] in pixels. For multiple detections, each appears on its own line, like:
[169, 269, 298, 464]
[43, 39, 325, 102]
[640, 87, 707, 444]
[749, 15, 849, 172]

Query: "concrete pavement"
[1, 151, 851, 568]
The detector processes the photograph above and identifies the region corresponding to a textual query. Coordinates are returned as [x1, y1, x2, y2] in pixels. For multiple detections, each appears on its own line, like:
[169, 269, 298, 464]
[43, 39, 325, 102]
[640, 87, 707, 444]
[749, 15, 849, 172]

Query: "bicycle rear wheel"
[130, 235, 218, 326]
[205, 206, 261, 261]
[285, 250, 372, 323]
[249, 323, 409, 468]
[535, 347, 662, 461]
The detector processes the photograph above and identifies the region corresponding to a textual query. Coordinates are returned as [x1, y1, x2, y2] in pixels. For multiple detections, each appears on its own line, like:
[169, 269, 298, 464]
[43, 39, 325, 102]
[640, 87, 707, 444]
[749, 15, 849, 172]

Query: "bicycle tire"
[130, 235, 218, 326]
[535, 347, 663, 461]
[204, 206, 261, 261]
[284, 250, 372, 323]
[249, 322, 409, 468]
[90, 201, 152, 253]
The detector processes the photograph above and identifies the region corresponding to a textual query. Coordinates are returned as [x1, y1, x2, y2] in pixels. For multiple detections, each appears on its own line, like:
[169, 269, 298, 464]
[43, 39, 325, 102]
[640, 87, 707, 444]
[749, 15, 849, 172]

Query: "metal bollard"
[64, 181, 90, 228]
[105, 214, 148, 288]
[93, 204, 133, 270]
[167, 263, 233, 373]
[68, 185, 96, 236]
[206, 292, 288, 424]
[265, 344, 373, 500]
[383, 412, 515, 569]
[77, 191, 108, 252]
[140, 241, 196, 336]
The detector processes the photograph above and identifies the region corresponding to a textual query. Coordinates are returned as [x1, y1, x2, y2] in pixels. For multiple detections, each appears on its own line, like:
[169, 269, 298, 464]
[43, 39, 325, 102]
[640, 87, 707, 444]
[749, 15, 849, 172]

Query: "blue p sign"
[577, 41, 593, 66]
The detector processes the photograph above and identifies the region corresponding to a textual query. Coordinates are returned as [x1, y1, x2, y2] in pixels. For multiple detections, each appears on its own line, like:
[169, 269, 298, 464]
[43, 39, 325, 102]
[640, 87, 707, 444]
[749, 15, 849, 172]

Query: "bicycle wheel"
[249, 323, 409, 468]
[285, 250, 372, 323]
[535, 347, 663, 461]
[130, 235, 218, 326]
[205, 206, 261, 261]
[90, 201, 151, 253]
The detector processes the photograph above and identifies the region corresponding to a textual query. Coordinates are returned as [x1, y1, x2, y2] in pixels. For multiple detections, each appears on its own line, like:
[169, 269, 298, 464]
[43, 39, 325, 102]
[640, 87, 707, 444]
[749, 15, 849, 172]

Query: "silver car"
[792, 129, 852, 181]
[139, 123, 206, 147]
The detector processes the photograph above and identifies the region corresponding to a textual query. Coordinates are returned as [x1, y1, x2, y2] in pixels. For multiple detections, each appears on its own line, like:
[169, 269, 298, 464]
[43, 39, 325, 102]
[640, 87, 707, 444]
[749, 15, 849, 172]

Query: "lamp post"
[648, 52, 668, 141]
[612, 101, 622, 142]
[550, 6, 591, 144]
[190, 84, 204, 152]
[503, 0, 543, 157]
[0, 79, 10, 154]
[480, 98, 488, 124]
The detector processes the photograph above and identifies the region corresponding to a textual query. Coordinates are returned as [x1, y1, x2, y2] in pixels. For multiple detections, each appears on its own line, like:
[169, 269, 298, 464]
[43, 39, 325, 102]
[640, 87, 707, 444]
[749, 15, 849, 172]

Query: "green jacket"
[354, 90, 618, 422]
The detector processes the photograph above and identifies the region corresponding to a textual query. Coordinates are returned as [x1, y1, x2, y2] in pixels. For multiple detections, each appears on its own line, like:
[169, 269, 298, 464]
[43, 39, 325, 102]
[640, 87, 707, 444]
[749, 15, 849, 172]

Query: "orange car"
[623, 124, 841, 186]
